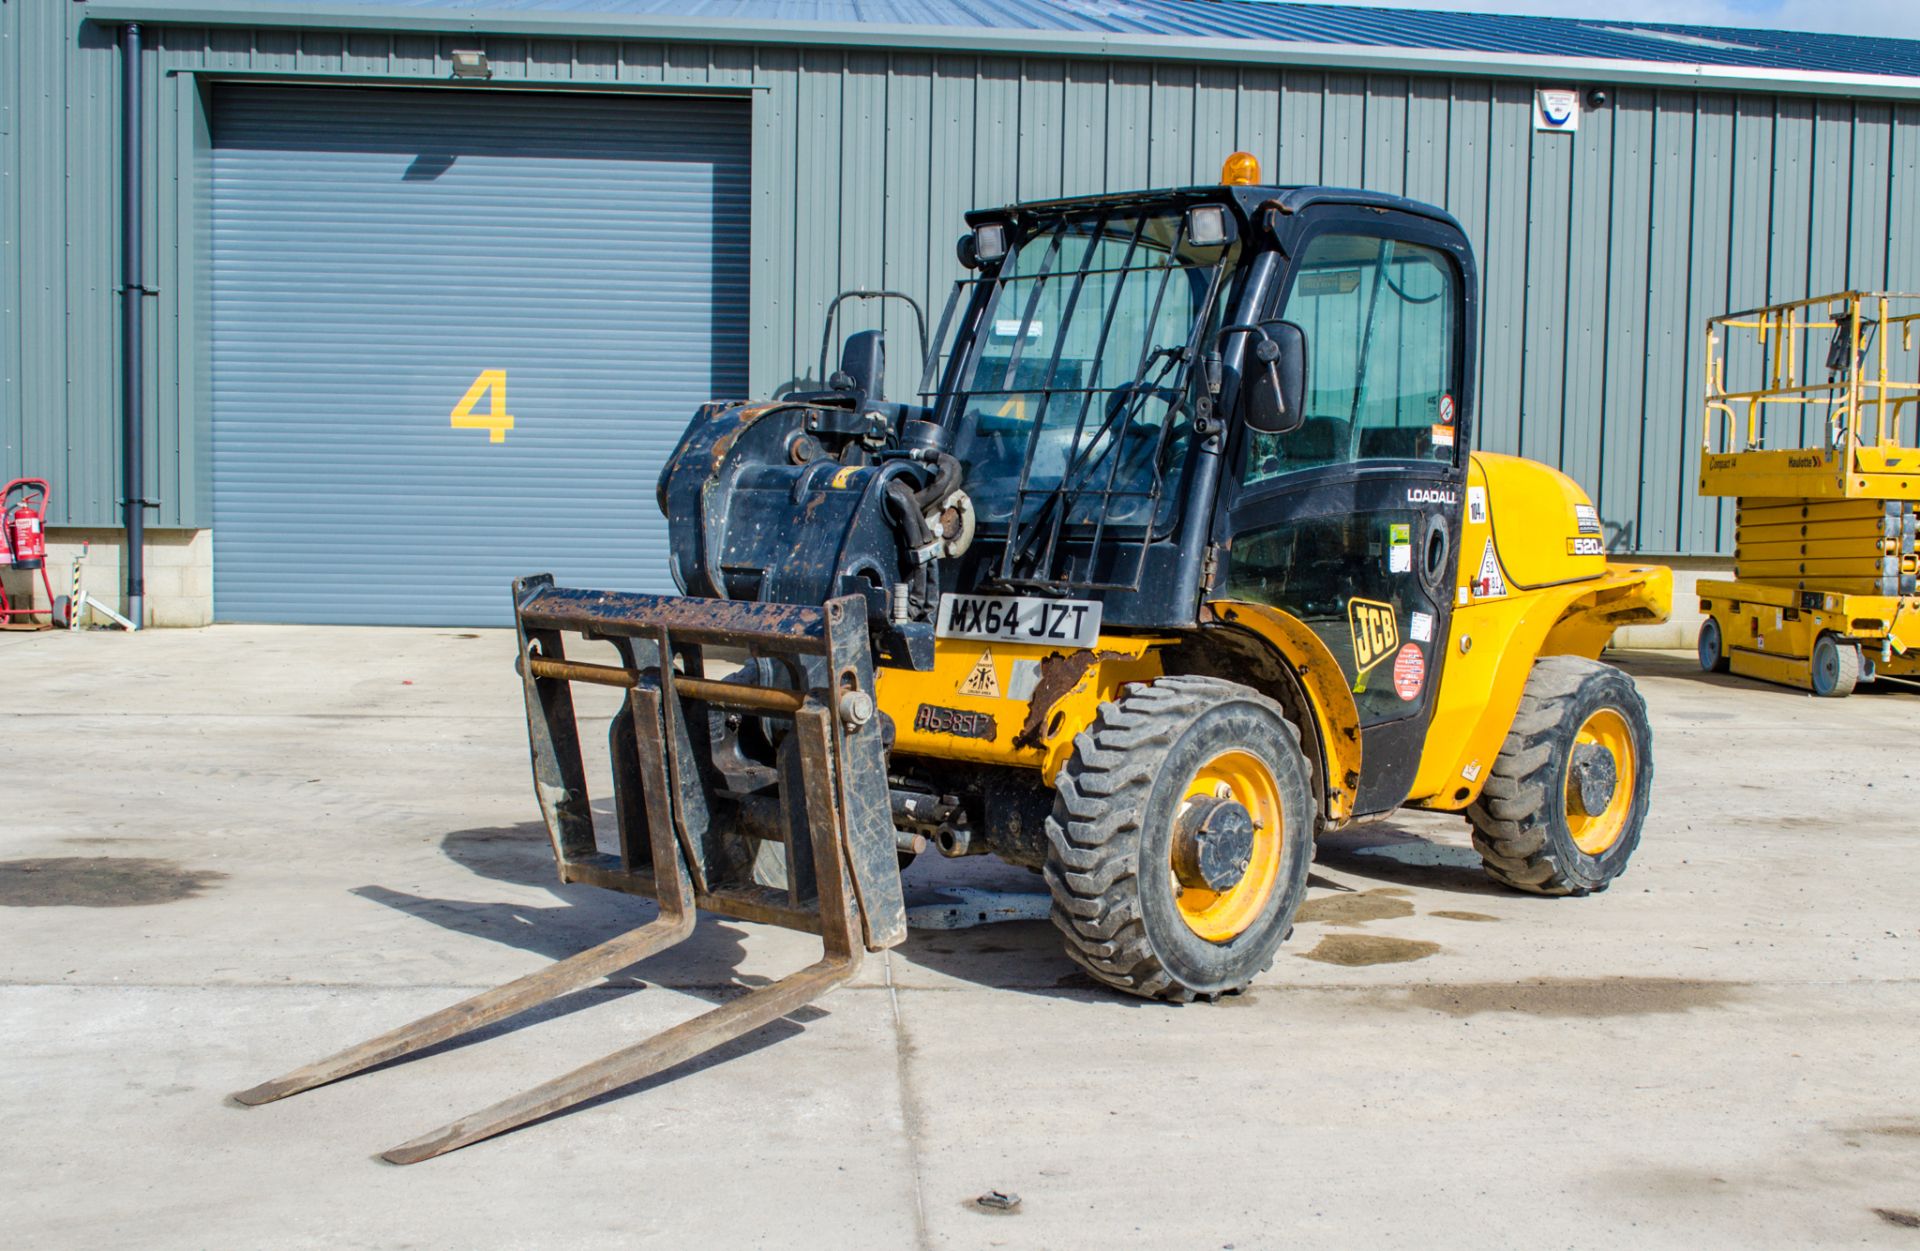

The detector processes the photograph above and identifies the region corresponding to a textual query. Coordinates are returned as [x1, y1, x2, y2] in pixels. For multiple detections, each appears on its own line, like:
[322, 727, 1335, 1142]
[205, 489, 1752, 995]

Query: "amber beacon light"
[1220, 151, 1262, 185]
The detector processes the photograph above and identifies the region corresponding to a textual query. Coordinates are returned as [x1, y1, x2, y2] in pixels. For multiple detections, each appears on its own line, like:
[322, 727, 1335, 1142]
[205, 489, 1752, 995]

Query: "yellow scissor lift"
[1698, 291, 1920, 696]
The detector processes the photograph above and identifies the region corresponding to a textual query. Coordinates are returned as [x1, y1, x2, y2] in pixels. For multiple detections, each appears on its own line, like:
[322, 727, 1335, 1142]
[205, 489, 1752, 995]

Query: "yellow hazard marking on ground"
[958, 648, 1002, 698]
[450, 369, 514, 443]
[1348, 598, 1399, 675]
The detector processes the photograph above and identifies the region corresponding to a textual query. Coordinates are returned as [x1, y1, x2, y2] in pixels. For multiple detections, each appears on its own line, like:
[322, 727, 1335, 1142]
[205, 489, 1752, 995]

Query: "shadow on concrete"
[1606, 646, 1914, 701]
[386, 815, 1133, 1009]
[886, 853, 1146, 1004]
[1312, 823, 1515, 899]
[366, 803, 1531, 1042]
[889, 821, 1525, 1000]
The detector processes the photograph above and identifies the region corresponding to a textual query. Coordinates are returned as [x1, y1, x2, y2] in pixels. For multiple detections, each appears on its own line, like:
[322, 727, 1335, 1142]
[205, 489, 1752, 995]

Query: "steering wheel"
[1100, 382, 1188, 447]
[1094, 382, 1189, 519]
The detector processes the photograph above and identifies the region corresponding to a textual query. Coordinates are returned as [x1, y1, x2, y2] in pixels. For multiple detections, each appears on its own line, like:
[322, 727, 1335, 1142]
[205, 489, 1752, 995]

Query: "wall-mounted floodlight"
[450, 50, 492, 80]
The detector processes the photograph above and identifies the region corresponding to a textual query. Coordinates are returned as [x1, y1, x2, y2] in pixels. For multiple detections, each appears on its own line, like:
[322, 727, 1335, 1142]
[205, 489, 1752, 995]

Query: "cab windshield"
[928, 208, 1235, 544]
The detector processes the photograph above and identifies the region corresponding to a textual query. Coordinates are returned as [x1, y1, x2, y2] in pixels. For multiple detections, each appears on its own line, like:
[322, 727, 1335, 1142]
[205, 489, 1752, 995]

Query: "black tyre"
[1697, 616, 1728, 673]
[51, 595, 72, 630]
[1044, 675, 1314, 1002]
[1468, 656, 1653, 897]
[1810, 633, 1861, 698]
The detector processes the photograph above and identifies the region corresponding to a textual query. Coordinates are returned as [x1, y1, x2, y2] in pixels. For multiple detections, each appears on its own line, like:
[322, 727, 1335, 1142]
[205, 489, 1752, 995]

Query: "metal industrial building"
[4, 0, 1920, 625]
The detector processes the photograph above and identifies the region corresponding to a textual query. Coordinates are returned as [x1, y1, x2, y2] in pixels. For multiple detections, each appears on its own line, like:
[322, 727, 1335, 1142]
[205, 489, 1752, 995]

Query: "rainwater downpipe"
[120, 22, 146, 628]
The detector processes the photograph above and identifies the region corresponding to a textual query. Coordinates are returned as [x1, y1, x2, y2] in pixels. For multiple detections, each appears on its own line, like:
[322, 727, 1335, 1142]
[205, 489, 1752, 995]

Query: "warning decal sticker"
[1393, 643, 1425, 702]
[958, 649, 1001, 698]
[1473, 537, 1507, 599]
[1467, 485, 1488, 525]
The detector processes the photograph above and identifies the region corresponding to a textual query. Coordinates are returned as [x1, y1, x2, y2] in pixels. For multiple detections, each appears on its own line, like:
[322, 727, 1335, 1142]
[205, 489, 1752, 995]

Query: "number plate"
[935, 593, 1102, 649]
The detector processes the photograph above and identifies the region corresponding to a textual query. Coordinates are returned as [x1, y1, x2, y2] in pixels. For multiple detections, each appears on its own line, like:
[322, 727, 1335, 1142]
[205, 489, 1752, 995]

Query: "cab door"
[1218, 219, 1474, 817]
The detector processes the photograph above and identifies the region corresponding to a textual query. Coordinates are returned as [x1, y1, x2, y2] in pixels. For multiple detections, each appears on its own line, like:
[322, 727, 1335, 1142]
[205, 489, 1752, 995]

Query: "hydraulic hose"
[885, 478, 936, 551]
[911, 451, 962, 512]
[883, 455, 959, 620]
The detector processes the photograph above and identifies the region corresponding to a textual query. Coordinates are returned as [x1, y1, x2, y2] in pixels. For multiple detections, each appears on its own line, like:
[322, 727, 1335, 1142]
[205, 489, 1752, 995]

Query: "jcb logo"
[1348, 598, 1400, 675]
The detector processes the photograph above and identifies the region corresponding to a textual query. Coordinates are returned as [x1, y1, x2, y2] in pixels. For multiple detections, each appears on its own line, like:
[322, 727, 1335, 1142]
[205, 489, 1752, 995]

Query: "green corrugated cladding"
[4, 6, 1920, 552]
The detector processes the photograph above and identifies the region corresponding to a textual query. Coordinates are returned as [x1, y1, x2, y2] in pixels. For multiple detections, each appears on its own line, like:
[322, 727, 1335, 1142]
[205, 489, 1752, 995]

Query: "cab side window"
[1243, 233, 1459, 486]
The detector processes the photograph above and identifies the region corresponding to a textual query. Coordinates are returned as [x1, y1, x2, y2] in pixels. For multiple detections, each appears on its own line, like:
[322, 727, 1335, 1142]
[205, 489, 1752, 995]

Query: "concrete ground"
[2, 625, 1917, 1249]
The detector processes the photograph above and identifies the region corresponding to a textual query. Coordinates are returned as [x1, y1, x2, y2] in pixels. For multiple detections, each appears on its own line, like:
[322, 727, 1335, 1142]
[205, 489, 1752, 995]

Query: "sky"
[1291, 0, 1920, 39]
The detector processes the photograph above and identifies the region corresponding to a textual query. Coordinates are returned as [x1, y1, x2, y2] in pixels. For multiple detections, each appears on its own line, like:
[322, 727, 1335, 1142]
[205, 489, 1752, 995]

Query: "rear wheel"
[1468, 657, 1652, 896]
[1044, 675, 1313, 1002]
[1810, 633, 1860, 698]
[1697, 615, 1728, 673]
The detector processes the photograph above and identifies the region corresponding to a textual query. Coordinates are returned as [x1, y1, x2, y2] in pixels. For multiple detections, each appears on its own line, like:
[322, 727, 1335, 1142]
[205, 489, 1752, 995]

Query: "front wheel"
[1044, 675, 1314, 1002]
[1468, 657, 1653, 896]
[1810, 633, 1861, 698]
[1697, 615, 1728, 673]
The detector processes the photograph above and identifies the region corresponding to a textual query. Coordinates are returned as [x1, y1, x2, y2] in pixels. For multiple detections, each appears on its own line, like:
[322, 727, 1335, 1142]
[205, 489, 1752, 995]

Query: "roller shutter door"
[210, 85, 749, 624]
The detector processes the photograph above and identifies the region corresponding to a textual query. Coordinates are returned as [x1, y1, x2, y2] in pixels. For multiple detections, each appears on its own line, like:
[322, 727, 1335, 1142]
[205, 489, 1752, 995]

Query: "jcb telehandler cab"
[239, 157, 1671, 1161]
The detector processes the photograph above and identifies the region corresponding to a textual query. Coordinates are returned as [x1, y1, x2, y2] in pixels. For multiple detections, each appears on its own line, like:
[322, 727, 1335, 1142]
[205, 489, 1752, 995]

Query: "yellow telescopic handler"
[236, 155, 1671, 1160]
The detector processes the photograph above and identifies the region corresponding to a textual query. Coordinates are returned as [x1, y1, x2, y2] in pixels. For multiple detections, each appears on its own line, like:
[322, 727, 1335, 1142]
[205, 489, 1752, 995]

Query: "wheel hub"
[1567, 742, 1618, 817]
[1172, 796, 1256, 893]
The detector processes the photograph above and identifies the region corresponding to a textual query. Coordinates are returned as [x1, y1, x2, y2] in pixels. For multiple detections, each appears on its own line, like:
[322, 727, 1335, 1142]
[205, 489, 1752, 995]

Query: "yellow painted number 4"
[450, 369, 514, 443]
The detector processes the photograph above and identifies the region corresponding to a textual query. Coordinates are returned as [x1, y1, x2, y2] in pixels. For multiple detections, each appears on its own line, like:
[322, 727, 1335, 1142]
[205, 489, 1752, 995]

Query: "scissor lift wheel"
[1810, 633, 1862, 698]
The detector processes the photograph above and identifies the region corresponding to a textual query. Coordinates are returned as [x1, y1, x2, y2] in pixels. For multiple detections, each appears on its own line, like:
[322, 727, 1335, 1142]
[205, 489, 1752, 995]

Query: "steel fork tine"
[232, 911, 696, 1106]
[236, 679, 698, 1109]
[380, 951, 860, 1164]
[382, 700, 861, 1165]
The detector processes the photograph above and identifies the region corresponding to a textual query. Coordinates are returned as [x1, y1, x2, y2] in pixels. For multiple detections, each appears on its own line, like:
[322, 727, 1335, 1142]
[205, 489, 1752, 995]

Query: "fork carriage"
[234, 578, 907, 1163]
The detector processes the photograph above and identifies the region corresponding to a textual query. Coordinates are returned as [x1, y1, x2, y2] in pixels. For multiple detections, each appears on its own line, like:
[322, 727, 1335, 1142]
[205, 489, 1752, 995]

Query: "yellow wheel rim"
[1172, 750, 1283, 943]
[1565, 708, 1635, 856]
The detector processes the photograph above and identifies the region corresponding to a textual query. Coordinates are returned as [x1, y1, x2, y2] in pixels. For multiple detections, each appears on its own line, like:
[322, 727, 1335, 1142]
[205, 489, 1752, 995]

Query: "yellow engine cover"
[1476, 451, 1609, 587]
[1404, 453, 1670, 809]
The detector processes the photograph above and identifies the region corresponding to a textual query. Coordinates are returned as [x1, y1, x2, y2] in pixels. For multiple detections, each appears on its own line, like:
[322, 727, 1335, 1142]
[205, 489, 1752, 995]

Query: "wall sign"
[1534, 89, 1581, 134]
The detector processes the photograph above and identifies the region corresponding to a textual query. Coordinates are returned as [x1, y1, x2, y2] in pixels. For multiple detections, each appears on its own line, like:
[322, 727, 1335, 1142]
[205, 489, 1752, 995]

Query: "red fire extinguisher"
[1, 478, 71, 629]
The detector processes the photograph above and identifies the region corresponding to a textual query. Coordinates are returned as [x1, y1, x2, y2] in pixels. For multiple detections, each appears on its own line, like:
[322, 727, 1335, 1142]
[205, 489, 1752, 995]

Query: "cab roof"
[967, 184, 1468, 239]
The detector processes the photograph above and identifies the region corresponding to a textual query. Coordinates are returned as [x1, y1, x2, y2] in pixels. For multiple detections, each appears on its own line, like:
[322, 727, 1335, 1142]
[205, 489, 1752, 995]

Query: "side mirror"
[832, 329, 886, 401]
[1244, 320, 1307, 435]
